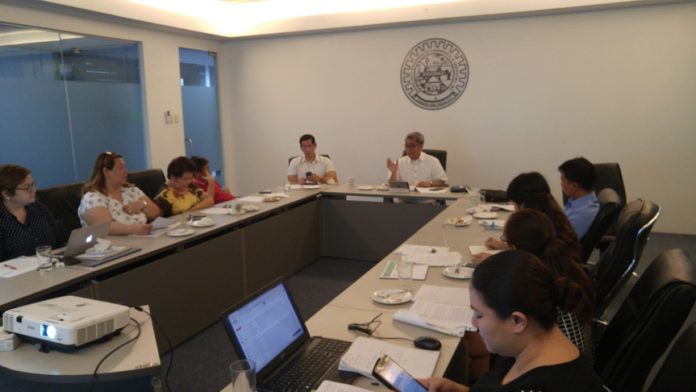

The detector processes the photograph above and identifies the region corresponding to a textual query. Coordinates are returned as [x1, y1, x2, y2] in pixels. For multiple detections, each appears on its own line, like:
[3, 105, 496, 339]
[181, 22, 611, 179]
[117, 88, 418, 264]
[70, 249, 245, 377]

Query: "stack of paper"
[468, 245, 504, 256]
[380, 260, 428, 280]
[338, 337, 439, 380]
[394, 285, 476, 337]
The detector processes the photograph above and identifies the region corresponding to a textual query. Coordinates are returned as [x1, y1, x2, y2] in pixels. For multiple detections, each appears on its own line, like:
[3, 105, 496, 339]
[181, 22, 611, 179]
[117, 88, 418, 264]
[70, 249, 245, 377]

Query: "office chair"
[592, 199, 660, 318]
[593, 249, 696, 392]
[127, 169, 166, 199]
[579, 188, 622, 262]
[647, 320, 696, 391]
[36, 182, 84, 246]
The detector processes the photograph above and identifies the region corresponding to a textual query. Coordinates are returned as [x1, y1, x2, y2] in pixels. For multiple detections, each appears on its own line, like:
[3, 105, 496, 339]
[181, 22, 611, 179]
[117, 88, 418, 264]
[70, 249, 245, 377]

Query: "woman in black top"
[422, 251, 604, 392]
[0, 164, 56, 261]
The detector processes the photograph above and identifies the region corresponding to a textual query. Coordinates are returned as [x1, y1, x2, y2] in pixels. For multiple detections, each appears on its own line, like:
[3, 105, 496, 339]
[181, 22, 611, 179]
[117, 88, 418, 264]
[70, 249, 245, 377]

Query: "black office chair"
[647, 320, 696, 391]
[127, 169, 166, 199]
[592, 199, 660, 317]
[579, 188, 622, 262]
[36, 182, 84, 246]
[593, 249, 696, 392]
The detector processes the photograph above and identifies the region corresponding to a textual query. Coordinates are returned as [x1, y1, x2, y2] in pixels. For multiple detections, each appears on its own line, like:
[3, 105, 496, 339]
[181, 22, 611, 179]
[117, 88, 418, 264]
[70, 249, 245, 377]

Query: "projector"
[2, 296, 130, 351]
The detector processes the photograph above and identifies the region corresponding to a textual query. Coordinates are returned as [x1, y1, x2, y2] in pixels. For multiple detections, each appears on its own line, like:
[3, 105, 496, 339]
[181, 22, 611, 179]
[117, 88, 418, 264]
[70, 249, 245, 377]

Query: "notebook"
[221, 279, 355, 392]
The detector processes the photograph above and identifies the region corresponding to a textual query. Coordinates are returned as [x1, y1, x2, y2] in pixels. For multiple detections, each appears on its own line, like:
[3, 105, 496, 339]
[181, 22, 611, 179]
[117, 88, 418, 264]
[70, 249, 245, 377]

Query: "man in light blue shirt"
[559, 157, 600, 239]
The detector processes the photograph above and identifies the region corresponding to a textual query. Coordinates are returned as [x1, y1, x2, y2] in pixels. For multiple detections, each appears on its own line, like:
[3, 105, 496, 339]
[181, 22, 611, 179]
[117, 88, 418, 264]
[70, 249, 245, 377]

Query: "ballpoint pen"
[3, 264, 17, 270]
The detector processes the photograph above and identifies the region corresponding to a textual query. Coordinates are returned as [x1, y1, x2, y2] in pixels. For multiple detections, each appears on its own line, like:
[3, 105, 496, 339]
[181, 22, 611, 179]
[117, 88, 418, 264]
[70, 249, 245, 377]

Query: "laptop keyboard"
[263, 338, 351, 392]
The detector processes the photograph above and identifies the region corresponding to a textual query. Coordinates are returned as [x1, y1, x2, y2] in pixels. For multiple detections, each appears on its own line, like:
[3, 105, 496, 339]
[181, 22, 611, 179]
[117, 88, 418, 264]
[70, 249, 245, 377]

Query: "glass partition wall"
[0, 23, 147, 188]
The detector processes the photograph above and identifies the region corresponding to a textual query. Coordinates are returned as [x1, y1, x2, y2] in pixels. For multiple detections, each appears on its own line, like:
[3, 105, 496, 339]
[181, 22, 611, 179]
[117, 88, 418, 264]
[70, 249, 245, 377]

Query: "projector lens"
[41, 324, 57, 339]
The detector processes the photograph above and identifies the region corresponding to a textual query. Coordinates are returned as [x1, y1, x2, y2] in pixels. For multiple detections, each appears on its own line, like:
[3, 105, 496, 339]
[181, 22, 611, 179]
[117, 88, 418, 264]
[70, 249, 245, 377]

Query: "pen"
[3, 264, 17, 270]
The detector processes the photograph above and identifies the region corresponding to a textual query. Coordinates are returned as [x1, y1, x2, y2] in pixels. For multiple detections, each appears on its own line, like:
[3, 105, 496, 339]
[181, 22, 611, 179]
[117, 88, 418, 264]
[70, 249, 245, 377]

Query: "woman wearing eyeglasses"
[78, 152, 161, 235]
[0, 164, 56, 261]
[154, 156, 214, 217]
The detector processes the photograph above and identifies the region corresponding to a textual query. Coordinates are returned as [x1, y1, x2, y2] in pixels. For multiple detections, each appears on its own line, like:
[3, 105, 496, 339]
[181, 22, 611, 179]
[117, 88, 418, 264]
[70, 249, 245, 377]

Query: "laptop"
[221, 279, 355, 392]
[54, 223, 139, 267]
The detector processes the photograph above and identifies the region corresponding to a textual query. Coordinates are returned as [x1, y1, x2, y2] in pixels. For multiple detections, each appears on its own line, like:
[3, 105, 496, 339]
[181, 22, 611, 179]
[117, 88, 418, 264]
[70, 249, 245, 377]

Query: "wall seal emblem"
[401, 38, 469, 110]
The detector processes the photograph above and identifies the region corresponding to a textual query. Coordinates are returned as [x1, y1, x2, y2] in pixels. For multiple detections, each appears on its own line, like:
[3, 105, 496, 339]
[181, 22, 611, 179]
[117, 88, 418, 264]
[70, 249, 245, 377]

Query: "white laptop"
[54, 223, 139, 266]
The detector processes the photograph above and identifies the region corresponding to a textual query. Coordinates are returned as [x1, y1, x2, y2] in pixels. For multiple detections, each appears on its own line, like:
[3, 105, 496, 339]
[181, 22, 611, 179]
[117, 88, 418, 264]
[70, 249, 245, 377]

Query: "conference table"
[0, 183, 507, 390]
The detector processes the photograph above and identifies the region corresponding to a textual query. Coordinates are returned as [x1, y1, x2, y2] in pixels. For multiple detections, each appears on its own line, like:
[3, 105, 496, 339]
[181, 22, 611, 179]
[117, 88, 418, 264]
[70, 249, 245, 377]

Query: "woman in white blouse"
[78, 152, 160, 235]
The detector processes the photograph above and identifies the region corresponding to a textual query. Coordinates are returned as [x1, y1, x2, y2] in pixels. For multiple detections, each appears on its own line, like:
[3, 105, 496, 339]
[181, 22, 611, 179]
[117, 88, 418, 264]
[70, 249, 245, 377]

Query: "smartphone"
[372, 354, 428, 392]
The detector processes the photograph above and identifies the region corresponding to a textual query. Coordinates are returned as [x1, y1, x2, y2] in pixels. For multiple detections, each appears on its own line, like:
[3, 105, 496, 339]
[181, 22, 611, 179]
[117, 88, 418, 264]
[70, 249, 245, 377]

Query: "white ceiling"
[37, 0, 673, 39]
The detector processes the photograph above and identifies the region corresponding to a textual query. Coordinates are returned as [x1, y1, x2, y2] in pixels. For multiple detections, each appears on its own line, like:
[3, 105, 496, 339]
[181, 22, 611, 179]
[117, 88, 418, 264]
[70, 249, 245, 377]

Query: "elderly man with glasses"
[386, 131, 447, 187]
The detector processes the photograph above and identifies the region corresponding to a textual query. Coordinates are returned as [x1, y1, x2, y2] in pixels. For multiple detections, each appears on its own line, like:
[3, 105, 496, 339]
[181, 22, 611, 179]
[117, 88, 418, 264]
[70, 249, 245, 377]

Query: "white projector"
[2, 296, 130, 351]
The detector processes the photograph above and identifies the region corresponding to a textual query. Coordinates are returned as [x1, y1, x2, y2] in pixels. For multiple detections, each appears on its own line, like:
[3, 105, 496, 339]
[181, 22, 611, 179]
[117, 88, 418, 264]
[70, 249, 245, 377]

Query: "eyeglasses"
[404, 143, 421, 149]
[15, 182, 36, 191]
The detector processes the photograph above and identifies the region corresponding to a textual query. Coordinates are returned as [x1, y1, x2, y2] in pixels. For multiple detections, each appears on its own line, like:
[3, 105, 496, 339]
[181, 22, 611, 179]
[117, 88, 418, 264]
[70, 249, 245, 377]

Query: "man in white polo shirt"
[288, 134, 338, 185]
[386, 131, 447, 187]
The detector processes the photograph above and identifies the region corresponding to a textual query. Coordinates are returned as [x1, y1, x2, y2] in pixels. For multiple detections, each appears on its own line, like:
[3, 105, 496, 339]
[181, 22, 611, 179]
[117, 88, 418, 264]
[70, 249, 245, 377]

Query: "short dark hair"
[299, 134, 316, 145]
[506, 172, 551, 205]
[0, 164, 31, 197]
[190, 156, 209, 172]
[559, 157, 596, 191]
[167, 156, 197, 179]
[472, 250, 587, 330]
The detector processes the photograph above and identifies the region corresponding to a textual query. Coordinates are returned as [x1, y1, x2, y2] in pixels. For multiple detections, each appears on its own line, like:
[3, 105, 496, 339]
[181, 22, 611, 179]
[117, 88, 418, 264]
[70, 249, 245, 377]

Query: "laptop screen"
[223, 282, 307, 373]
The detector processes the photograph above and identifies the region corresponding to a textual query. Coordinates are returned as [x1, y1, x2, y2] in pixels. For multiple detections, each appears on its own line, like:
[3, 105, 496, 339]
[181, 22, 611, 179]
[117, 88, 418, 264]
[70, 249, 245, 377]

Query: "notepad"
[338, 337, 439, 380]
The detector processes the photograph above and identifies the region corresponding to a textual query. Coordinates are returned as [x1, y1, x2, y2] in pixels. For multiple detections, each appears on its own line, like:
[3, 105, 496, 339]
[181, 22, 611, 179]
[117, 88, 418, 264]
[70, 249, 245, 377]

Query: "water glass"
[229, 359, 256, 392]
[469, 188, 484, 206]
[398, 259, 413, 292]
[347, 177, 355, 187]
[35, 245, 53, 269]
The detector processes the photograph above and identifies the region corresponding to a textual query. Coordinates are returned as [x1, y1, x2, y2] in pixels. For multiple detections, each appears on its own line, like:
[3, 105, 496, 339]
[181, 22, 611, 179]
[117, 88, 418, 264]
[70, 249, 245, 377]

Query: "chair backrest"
[579, 188, 623, 262]
[648, 320, 696, 391]
[594, 249, 696, 392]
[287, 154, 331, 165]
[36, 182, 84, 246]
[593, 199, 660, 315]
[594, 162, 626, 205]
[127, 169, 166, 199]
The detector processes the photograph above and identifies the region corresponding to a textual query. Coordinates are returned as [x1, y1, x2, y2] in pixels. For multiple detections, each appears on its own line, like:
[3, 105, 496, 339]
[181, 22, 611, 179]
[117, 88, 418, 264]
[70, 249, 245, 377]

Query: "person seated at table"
[477, 172, 580, 261]
[468, 209, 594, 378]
[79, 151, 161, 235]
[559, 157, 599, 238]
[154, 156, 214, 217]
[288, 134, 338, 185]
[190, 156, 235, 204]
[386, 131, 447, 187]
[0, 164, 56, 260]
[421, 250, 603, 392]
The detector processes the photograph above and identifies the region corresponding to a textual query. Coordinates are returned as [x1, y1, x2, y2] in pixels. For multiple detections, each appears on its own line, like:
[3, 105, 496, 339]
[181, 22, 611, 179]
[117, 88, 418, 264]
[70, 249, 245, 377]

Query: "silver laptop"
[59, 222, 111, 257]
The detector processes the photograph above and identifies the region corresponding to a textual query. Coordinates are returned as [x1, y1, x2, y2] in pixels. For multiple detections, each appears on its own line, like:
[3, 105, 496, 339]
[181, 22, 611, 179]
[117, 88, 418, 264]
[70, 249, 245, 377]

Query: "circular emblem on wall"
[401, 38, 469, 110]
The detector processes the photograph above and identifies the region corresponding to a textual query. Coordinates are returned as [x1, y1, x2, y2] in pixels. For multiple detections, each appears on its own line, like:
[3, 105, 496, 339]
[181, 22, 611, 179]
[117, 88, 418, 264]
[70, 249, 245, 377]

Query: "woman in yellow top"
[154, 157, 214, 217]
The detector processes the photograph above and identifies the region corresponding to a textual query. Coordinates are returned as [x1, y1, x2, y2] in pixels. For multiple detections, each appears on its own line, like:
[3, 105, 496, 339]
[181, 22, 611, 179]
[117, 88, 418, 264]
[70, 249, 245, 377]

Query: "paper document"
[487, 203, 515, 211]
[0, 256, 41, 278]
[380, 260, 428, 280]
[394, 244, 449, 256]
[317, 381, 371, 392]
[393, 285, 476, 337]
[200, 207, 232, 215]
[267, 193, 290, 198]
[402, 251, 462, 267]
[339, 337, 439, 380]
[468, 246, 503, 256]
[415, 187, 448, 194]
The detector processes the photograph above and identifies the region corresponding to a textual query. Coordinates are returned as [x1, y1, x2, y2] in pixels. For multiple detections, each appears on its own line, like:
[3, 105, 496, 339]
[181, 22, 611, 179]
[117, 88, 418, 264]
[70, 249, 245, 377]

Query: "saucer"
[444, 216, 473, 227]
[168, 228, 195, 237]
[473, 212, 498, 219]
[375, 185, 389, 191]
[357, 185, 374, 191]
[371, 288, 413, 305]
[442, 266, 474, 280]
[241, 204, 259, 212]
[263, 196, 282, 202]
[302, 185, 321, 190]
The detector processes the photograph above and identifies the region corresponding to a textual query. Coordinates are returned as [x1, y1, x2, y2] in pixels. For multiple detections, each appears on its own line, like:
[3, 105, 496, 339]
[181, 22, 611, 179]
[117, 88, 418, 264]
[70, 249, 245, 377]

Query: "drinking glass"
[35, 245, 53, 270]
[397, 259, 413, 292]
[229, 359, 256, 392]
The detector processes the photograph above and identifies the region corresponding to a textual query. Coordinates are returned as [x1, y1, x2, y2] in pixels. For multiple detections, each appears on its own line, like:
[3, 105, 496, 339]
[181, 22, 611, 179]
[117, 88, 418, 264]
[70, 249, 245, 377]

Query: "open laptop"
[221, 279, 355, 392]
[54, 223, 139, 267]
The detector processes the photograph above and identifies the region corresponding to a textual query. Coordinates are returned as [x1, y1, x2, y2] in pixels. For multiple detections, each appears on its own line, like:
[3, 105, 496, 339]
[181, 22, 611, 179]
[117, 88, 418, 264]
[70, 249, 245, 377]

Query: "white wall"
[219, 3, 696, 234]
[0, 2, 221, 172]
